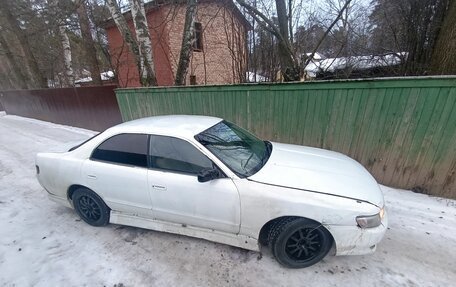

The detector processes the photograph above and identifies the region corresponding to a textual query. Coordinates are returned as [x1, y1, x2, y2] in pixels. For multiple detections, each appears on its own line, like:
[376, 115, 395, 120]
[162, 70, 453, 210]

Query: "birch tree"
[130, 0, 157, 86]
[58, 25, 75, 86]
[49, 0, 74, 86]
[175, 0, 197, 85]
[76, 0, 102, 85]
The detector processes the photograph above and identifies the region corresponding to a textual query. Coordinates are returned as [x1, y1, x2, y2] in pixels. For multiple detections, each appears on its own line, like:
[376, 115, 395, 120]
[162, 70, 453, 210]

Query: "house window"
[190, 75, 197, 85]
[193, 22, 203, 51]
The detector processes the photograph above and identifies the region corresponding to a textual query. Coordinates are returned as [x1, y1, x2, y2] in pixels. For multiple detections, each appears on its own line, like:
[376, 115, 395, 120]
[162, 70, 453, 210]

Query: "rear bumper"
[327, 210, 388, 256]
[48, 193, 73, 209]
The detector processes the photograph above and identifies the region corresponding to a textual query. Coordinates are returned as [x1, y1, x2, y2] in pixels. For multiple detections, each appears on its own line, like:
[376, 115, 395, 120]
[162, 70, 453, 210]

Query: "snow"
[74, 71, 115, 84]
[304, 52, 324, 61]
[305, 52, 408, 77]
[1, 114, 455, 286]
[247, 71, 269, 83]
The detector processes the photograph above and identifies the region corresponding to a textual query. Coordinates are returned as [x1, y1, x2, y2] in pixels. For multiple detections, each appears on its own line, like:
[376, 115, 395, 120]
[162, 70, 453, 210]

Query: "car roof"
[107, 115, 223, 137]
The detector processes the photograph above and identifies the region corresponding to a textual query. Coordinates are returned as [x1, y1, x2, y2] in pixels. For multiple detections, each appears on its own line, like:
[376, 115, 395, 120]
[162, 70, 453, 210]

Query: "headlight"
[356, 208, 385, 228]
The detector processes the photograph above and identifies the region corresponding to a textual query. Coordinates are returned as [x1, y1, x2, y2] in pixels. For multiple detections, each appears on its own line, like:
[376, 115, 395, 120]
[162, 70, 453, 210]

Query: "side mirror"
[197, 168, 220, 183]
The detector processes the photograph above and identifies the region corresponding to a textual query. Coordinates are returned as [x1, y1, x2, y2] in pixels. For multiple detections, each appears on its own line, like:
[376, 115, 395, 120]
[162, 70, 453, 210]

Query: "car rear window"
[91, 133, 148, 167]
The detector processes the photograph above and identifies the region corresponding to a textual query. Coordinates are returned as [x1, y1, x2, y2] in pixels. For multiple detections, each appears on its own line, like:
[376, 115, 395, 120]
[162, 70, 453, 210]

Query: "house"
[104, 0, 250, 87]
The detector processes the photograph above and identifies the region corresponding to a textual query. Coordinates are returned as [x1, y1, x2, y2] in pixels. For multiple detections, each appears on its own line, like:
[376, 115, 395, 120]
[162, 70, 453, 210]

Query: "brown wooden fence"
[0, 85, 122, 131]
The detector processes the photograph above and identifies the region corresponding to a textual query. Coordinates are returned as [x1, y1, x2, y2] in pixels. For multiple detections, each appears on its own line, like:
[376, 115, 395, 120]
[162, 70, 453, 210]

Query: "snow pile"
[75, 71, 115, 84]
[247, 71, 269, 82]
[0, 115, 455, 286]
[305, 52, 407, 77]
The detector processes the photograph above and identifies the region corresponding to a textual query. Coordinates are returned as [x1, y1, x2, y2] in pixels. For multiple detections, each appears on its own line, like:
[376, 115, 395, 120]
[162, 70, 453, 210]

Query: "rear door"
[82, 133, 152, 217]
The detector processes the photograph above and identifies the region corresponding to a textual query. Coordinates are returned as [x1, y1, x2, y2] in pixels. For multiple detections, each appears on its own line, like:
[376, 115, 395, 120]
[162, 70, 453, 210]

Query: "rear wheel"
[269, 218, 333, 268]
[72, 188, 110, 226]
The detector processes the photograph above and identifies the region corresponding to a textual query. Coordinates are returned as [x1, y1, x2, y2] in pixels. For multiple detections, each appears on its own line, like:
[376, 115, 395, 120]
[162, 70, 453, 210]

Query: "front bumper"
[327, 209, 388, 256]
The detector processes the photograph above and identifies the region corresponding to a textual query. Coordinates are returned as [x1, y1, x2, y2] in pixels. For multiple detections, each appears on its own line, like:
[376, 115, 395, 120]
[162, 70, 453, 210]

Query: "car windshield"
[195, 121, 272, 177]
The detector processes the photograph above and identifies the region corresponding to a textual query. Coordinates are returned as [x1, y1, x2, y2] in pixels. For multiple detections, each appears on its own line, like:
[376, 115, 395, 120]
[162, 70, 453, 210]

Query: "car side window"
[149, 135, 213, 174]
[91, 133, 148, 168]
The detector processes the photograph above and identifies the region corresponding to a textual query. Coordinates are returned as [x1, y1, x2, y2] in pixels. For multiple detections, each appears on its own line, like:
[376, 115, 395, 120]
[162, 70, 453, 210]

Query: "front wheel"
[72, 188, 110, 226]
[269, 218, 333, 268]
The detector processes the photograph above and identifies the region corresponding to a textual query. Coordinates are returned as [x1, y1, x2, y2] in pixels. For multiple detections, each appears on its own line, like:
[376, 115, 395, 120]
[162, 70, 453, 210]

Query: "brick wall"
[106, 7, 174, 87]
[105, 0, 248, 87]
[165, 2, 248, 85]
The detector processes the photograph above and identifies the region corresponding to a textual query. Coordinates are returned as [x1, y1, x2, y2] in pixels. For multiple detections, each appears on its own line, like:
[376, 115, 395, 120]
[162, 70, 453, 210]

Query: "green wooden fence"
[116, 77, 456, 198]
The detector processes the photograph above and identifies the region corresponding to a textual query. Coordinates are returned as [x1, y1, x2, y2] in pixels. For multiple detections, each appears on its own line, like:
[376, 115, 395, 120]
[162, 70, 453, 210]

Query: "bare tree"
[237, 0, 352, 81]
[106, 0, 143, 83]
[76, 0, 102, 85]
[106, 0, 157, 86]
[175, 0, 197, 85]
[430, 0, 456, 74]
[275, 0, 300, 81]
[59, 25, 75, 86]
[0, 1, 47, 88]
[129, 0, 157, 86]
[370, 0, 448, 75]
[236, 0, 299, 81]
[304, 0, 352, 67]
[0, 30, 28, 89]
[49, 0, 74, 86]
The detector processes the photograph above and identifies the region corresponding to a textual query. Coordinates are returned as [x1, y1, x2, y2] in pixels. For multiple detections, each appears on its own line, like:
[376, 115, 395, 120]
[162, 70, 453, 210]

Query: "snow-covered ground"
[1, 114, 455, 287]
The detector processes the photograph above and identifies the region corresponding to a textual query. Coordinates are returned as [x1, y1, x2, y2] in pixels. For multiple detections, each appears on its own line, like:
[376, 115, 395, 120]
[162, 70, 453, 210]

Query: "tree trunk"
[288, 0, 293, 45]
[0, 32, 28, 89]
[58, 26, 74, 86]
[106, 0, 147, 86]
[275, 0, 300, 81]
[430, 0, 456, 74]
[129, 0, 157, 86]
[49, 0, 74, 86]
[175, 0, 197, 86]
[76, 0, 102, 85]
[1, 1, 47, 88]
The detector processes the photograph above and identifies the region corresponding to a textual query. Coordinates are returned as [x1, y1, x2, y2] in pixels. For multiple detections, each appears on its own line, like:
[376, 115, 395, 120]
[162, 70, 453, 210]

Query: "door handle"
[152, 185, 166, 190]
[87, 175, 97, 179]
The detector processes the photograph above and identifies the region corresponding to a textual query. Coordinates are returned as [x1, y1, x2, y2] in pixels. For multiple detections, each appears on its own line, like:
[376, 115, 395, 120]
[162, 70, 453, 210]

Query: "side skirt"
[109, 211, 260, 252]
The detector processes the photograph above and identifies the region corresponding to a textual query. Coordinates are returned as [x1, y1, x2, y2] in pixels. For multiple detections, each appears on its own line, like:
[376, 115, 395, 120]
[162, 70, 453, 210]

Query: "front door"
[147, 135, 240, 234]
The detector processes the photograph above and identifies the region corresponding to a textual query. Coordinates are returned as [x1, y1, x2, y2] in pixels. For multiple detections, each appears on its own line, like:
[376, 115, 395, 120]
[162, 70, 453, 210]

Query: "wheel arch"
[67, 184, 91, 201]
[258, 216, 335, 248]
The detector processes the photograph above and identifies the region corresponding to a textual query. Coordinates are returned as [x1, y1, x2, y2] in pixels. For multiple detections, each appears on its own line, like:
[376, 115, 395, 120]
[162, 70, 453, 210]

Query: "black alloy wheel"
[78, 195, 102, 221]
[72, 188, 110, 226]
[269, 218, 333, 268]
[285, 226, 325, 262]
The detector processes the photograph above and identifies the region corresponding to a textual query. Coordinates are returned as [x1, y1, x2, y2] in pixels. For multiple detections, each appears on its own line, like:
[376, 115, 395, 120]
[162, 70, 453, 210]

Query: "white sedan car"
[36, 115, 387, 268]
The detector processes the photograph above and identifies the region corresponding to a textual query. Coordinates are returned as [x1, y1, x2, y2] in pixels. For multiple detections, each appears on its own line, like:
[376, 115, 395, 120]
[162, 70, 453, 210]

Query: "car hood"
[248, 142, 384, 207]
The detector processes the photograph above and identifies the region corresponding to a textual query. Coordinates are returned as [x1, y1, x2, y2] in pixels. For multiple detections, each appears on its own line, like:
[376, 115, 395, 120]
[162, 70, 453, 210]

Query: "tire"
[72, 188, 110, 227]
[269, 218, 333, 268]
